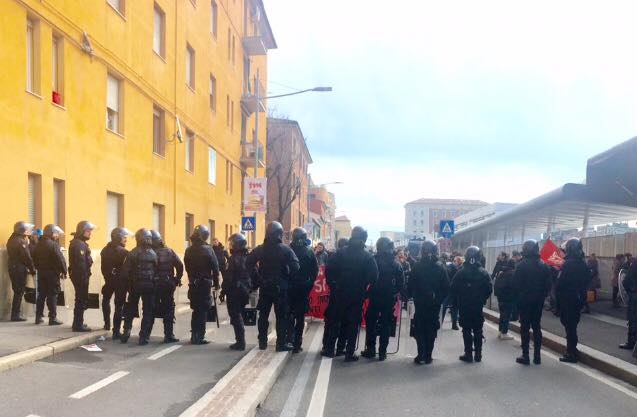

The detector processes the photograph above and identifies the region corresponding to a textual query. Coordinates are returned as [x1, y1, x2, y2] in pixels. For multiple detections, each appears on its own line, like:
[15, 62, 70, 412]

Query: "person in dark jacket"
[33, 225, 67, 325]
[151, 230, 184, 343]
[121, 229, 158, 345]
[492, 252, 509, 280]
[212, 237, 229, 274]
[450, 246, 492, 363]
[620, 252, 637, 350]
[315, 242, 329, 267]
[555, 238, 591, 363]
[441, 255, 462, 330]
[323, 226, 378, 362]
[494, 259, 516, 340]
[101, 227, 131, 338]
[583, 253, 600, 314]
[287, 227, 319, 353]
[185, 225, 220, 345]
[361, 237, 404, 361]
[513, 240, 553, 365]
[6, 221, 36, 321]
[322, 237, 349, 356]
[223, 233, 253, 351]
[408, 240, 448, 365]
[247, 221, 300, 351]
[69, 221, 96, 332]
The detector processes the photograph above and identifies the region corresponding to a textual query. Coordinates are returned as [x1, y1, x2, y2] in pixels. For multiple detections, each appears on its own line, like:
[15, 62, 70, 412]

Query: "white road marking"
[588, 312, 628, 328]
[147, 344, 183, 360]
[306, 349, 333, 417]
[280, 327, 323, 417]
[484, 321, 637, 400]
[69, 371, 129, 399]
[26, 414, 43, 417]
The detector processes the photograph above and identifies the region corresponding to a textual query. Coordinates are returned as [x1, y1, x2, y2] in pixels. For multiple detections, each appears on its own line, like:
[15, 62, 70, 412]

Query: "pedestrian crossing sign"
[439, 220, 455, 238]
[242, 216, 256, 232]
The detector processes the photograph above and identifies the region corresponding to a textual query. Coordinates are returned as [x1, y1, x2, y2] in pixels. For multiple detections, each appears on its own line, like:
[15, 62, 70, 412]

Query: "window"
[211, 1, 218, 37]
[225, 224, 229, 242]
[153, 4, 165, 57]
[185, 129, 195, 172]
[51, 35, 63, 105]
[208, 147, 217, 185]
[185, 213, 194, 248]
[153, 203, 165, 236]
[107, 0, 124, 14]
[28, 173, 42, 228]
[227, 28, 231, 61]
[186, 44, 195, 89]
[231, 35, 236, 66]
[53, 179, 65, 240]
[209, 75, 217, 111]
[240, 113, 247, 140]
[106, 74, 121, 133]
[226, 95, 230, 126]
[106, 192, 124, 240]
[231, 100, 234, 131]
[153, 105, 165, 155]
[209, 219, 216, 239]
[225, 160, 234, 194]
[26, 18, 40, 94]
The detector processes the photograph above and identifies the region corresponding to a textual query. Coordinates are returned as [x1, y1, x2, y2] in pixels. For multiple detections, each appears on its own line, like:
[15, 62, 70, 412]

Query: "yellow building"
[0, 0, 275, 317]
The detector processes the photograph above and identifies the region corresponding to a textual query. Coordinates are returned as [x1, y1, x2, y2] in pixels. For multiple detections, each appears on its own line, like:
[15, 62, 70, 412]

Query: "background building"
[404, 198, 488, 239]
[380, 231, 407, 247]
[309, 184, 336, 248]
[334, 215, 352, 243]
[0, 0, 275, 318]
[455, 202, 517, 232]
[265, 118, 312, 239]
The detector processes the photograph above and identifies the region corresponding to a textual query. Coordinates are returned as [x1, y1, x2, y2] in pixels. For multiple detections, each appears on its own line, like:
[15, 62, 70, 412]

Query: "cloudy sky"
[265, 0, 637, 241]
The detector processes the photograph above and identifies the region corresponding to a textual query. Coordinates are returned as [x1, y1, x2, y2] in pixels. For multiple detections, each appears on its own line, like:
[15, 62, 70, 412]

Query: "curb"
[483, 308, 637, 387]
[0, 303, 193, 374]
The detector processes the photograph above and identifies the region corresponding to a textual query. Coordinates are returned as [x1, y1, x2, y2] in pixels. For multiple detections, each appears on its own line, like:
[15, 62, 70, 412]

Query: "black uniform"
[247, 238, 300, 349]
[213, 243, 229, 274]
[69, 236, 93, 330]
[621, 260, 637, 348]
[322, 251, 347, 354]
[7, 233, 36, 320]
[555, 256, 591, 359]
[101, 242, 129, 334]
[409, 257, 448, 362]
[364, 252, 404, 357]
[324, 241, 378, 358]
[33, 236, 67, 321]
[155, 246, 184, 339]
[122, 245, 158, 343]
[513, 256, 552, 360]
[222, 249, 252, 349]
[185, 240, 220, 344]
[288, 243, 319, 351]
[450, 263, 492, 361]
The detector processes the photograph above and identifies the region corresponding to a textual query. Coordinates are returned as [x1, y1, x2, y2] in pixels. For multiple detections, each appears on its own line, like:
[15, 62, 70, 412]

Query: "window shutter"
[106, 193, 120, 239]
[28, 175, 36, 225]
[107, 75, 119, 111]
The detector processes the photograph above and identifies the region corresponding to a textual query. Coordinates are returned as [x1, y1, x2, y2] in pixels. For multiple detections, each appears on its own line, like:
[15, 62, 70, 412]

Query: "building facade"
[265, 118, 312, 238]
[309, 185, 336, 248]
[454, 202, 517, 232]
[404, 198, 488, 239]
[334, 215, 352, 243]
[0, 0, 275, 317]
[380, 231, 407, 247]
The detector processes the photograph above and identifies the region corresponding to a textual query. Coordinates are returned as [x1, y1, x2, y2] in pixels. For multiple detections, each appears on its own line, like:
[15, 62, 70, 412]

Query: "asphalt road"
[0, 303, 256, 417]
[258, 315, 637, 417]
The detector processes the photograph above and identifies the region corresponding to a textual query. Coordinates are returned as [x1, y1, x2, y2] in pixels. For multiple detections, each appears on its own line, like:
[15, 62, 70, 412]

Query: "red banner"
[541, 239, 565, 269]
[307, 266, 330, 319]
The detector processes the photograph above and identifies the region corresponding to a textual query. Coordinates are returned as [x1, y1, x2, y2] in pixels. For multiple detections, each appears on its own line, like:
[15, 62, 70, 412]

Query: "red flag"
[306, 266, 330, 319]
[540, 239, 564, 269]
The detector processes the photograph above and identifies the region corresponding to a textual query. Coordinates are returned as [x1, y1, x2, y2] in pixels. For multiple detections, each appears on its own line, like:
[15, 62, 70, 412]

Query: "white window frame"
[26, 19, 34, 92]
[208, 147, 217, 185]
[106, 74, 120, 133]
[107, 0, 125, 15]
[211, 1, 218, 37]
[186, 44, 195, 89]
[153, 4, 165, 57]
[185, 130, 195, 172]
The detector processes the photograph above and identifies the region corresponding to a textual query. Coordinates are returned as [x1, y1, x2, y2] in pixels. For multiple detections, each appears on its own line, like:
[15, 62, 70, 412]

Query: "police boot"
[516, 354, 530, 365]
[361, 345, 376, 359]
[11, 315, 27, 322]
[378, 349, 387, 362]
[35, 315, 44, 325]
[473, 329, 484, 363]
[120, 328, 131, 343]
[258, 337, 268, 350]
[48, 318, 63, 326]
[344, 353, 359, 362]
[112, 329, 121, 340]
[139, 337, 149, 346]
[276, 343, 292, 352]
[459, 330, 473, 363]
[72, 324, 91, 332]
[424, 336, 435, 364]
[103, 318, 111, 331]
[164, 335, 180, 344]
[559, 353, 578, 363]
[533, 350, 542, 365]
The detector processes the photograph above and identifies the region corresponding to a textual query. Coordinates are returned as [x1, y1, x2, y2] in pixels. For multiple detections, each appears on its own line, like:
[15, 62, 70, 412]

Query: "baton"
[212, 289, 220, 328]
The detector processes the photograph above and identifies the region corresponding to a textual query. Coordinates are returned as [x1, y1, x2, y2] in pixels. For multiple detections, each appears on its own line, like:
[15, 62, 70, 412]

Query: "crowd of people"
[5, 220, 637, 364]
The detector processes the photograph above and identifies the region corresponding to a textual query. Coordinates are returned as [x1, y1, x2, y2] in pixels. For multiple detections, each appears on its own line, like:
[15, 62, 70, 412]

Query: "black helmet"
[191, 225, 210, 242]
[350, 226, 368, 243]
[14, 221, 35, 235]
[291, 227, 308, 246]
[563, 237, 584, 259]
[229, 233, 248, 252]
[337, 238, 349, 250]
[74, 221, 96, 238]
[265, 221, 284, 241]
[150, 230, 164, 249]
[110, 227, 132, 246]
[421, 239, 439, 259]
[465, 246, 482, 266]
[521, 239, 540, 258]
[135, 228, 152, 247]
[43, 224, 64, 239]
[376, 237, 394, 255]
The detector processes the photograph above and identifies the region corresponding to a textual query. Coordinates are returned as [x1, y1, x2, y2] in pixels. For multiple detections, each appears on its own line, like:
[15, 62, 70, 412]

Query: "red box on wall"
[52, 91, 61, 105]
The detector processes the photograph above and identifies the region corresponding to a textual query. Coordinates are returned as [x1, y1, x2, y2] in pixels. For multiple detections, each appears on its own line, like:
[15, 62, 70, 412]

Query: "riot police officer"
[514, 239, 552, 365]
[101, 227, 131, 338]
[151, 230, 184, 343]
[6, 221, 36, 321]
[287, 227, 319, 353]
[321, 237, 349, 356]
[620, 252, 637, 350]
[222, 233, 253, 351]
[324, 226, 378, 362]
[450, 246, 492, 363]
[33, 225, 67, 325]
[185, 225, 220, 345]
[408, 239, 449, 364]
[69, 221, 96, 332]
[555, 238, 591, 363]
[361, 237, 404, 361]
[247, 221, 300, 351]
[121, 229, 158, 345]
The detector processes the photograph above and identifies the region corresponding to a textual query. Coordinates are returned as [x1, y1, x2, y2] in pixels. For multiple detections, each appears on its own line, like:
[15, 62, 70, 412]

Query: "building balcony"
[242, 36, 268, 56]
[240, 141, 265, 168]
[241, 79, 266, 116]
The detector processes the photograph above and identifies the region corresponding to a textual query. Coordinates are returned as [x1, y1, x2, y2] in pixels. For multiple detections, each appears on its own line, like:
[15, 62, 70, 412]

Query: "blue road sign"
[241, 216, 256, 232]
[439, 220, 455, 239]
